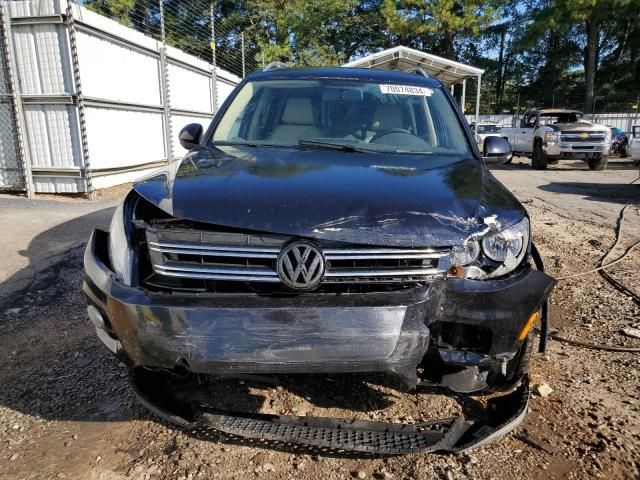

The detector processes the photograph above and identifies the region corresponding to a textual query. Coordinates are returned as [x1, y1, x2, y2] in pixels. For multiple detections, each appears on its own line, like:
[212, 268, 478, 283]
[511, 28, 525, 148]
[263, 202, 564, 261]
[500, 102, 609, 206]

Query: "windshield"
[477, 124, 501, 134]
[539, 112, 583, 125]
[211, 78, 472, 156]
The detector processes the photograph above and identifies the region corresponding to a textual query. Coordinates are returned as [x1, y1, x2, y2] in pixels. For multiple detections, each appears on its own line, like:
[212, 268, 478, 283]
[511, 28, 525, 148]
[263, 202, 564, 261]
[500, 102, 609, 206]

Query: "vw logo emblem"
[277, 241, 325, 290]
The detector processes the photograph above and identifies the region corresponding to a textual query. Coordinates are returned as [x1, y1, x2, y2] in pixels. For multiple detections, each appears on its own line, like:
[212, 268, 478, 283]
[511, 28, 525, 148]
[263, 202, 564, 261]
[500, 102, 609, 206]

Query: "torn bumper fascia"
[83, 229, 555, 390]
[129, 366, 531, 454]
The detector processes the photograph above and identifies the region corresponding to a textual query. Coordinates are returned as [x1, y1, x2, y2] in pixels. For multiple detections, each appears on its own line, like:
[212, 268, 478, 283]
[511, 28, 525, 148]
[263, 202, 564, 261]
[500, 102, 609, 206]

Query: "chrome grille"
[143, 226, 450, 290]
[560, 131, 606, 143]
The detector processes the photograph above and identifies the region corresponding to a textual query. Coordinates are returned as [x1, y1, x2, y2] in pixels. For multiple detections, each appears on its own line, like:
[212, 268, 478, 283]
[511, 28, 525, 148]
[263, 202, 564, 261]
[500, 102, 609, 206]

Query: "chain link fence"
[83, 0, 261, 80]
[0, 1, 27, 193]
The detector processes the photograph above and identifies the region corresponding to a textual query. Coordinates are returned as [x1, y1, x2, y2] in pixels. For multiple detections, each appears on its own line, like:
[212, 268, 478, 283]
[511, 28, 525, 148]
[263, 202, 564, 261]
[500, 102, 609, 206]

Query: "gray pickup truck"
[502, 109, 611, 170]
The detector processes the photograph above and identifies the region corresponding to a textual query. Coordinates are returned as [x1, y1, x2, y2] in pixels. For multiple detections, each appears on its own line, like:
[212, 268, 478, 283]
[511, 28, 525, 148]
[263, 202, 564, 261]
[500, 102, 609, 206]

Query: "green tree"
[381, 0, 502, 59]
[523, 0, 639, 112]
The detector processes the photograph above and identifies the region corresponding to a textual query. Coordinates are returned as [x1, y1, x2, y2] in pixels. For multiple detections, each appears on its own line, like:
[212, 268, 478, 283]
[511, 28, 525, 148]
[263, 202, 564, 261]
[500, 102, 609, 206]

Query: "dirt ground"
[0, 157, 638, 480]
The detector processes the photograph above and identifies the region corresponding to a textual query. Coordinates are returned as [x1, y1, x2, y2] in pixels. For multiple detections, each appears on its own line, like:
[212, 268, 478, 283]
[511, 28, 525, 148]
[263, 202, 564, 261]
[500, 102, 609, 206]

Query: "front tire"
[532, 140, 548, 170]
[588, 156, 608, 170]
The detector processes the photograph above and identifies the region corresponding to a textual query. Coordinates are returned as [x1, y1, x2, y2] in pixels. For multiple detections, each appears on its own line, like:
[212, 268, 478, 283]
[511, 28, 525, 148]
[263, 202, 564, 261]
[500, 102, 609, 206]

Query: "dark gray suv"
[83, 67, 555, 454]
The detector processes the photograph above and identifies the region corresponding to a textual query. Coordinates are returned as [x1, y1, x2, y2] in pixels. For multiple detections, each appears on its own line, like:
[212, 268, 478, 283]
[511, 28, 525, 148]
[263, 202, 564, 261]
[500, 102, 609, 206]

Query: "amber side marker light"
[447, 264, 465, 278]
[519, 310, 541, 341]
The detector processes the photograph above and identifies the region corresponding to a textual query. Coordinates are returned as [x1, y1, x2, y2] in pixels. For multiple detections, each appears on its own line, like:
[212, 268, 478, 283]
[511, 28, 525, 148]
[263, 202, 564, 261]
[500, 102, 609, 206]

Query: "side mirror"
[179, 123, 203, 150]
[482, 136, 512, 164]
[519, 118, 527, 128]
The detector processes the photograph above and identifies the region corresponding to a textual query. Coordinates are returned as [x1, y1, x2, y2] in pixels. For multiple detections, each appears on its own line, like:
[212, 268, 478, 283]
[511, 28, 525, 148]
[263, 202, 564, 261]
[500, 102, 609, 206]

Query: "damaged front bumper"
[83, 228, 554, 453]
[130, 366, 531, 454]
[84, 229, 554, 389]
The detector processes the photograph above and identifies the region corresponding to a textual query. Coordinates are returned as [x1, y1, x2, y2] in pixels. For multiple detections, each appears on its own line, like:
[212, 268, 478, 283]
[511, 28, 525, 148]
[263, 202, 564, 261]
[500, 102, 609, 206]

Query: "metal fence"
[0, 0, 243, 196]
[0, 1, 28, 193]
[84, 0, 261, 81]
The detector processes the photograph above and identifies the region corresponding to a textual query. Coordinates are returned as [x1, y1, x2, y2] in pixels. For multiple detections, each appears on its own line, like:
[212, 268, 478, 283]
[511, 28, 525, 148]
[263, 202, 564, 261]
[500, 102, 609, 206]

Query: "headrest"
[281, 98, 315, 125]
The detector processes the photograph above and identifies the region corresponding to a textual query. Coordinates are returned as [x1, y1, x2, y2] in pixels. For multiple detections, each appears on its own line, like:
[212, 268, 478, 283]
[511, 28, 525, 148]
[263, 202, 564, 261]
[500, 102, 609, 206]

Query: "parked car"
[469, 121, 503, 149]
[629, 125, 640, 166]
[609, 126, 629, 157]
[502, 109, 611, 170]
[83, 67, 555, 454]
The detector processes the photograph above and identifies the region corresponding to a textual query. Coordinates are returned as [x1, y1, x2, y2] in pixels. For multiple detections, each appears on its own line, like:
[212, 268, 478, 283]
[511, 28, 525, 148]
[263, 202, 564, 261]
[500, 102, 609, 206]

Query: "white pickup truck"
[502, 109, 611, 170]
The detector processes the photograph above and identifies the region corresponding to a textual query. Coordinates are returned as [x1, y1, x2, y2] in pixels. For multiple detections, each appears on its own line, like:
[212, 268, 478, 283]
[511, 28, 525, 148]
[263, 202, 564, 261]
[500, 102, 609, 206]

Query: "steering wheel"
[369, 128, 415, 143]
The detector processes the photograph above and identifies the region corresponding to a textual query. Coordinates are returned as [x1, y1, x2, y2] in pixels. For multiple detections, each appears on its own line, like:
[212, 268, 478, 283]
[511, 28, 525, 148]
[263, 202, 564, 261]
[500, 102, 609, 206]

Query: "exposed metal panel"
[168, 62, 212, 114]
[84, 106, 166, 169]
[91, 166, 160, 191]
[12, 22, 73, 94]
[215, 76, 236, 109]
[33, 175, 84, 193]
[23, 104, 81, 168]
[6, 0, 64, 18]
[76, 30, 162, 106]
[2, 0, 240, 195]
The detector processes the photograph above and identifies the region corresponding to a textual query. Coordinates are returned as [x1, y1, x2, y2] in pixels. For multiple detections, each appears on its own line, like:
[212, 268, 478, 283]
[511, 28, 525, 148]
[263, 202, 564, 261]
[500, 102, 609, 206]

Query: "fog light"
[87, 305, 105, 330]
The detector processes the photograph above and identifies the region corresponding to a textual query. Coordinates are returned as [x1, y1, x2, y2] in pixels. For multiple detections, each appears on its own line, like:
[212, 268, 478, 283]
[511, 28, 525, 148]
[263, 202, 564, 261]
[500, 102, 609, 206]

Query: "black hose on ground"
[540, 179, 640, 352]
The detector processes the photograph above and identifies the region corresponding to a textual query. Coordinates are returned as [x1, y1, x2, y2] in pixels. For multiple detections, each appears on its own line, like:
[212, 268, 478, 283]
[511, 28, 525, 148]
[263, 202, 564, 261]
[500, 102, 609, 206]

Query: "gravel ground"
[0, 158, 638, 479]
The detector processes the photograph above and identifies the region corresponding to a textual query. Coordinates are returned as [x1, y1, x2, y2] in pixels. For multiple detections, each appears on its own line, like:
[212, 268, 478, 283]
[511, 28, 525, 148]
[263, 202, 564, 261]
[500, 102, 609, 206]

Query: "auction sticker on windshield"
[380, 84, 433, 96]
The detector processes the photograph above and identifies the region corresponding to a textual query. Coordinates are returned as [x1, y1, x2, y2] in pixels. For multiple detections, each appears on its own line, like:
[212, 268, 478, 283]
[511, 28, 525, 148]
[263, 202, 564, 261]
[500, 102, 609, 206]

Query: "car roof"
[245, 67, 442, 88]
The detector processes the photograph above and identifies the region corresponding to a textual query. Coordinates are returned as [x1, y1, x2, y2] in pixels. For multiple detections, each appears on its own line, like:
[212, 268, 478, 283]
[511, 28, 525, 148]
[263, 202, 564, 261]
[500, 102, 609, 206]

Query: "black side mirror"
[482, 136, 512, 164]
[179, 123, 203, 150]
[519, 118, 527, 128]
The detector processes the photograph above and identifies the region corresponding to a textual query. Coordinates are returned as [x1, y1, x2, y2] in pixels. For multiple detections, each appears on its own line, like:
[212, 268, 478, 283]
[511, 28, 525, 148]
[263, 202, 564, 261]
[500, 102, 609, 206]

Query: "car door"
[517, 112, 537, 153]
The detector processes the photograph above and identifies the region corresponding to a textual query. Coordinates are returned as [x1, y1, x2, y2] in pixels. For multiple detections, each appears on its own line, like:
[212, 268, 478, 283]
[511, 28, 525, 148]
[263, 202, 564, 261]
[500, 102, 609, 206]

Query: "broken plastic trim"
[530, 242, 549, 354]
[129, 368, 530, 455]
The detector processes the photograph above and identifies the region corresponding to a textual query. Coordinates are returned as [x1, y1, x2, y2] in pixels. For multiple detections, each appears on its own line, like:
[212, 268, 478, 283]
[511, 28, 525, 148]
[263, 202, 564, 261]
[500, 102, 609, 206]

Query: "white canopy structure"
[342, 46, 484, 133]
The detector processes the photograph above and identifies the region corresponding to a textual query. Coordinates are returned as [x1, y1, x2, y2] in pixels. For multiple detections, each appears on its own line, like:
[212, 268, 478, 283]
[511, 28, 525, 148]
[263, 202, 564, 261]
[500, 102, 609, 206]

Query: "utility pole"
[210, 2, 217, 113]
[241, 31, 245, 78]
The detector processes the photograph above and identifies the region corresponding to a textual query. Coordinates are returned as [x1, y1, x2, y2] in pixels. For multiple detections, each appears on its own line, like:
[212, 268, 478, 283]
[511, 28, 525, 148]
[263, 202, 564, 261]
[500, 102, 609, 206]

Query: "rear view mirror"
[179, 123, 203, 150]
[482, 136, 512, 164]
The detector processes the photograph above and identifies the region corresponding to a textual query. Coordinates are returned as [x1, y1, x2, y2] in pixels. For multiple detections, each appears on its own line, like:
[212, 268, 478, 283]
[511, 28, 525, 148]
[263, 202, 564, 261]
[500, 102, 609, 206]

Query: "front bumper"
[544, 142, 610, 159]
[84, 229, 555, 390]
[129, 366, 531, 454]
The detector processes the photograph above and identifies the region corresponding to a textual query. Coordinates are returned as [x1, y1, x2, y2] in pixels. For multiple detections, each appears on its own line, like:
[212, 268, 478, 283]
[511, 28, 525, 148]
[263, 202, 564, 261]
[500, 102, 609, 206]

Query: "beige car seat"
[270, 98, 322, 144]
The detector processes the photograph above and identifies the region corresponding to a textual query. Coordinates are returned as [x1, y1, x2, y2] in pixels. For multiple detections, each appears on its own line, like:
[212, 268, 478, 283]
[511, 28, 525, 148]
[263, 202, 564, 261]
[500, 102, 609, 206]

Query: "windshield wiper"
[298, 140, 377, 153]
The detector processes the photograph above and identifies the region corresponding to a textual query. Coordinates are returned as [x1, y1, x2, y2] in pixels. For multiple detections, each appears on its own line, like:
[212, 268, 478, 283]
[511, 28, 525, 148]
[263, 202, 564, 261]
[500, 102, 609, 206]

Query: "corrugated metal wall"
[2, 0, 240, 194]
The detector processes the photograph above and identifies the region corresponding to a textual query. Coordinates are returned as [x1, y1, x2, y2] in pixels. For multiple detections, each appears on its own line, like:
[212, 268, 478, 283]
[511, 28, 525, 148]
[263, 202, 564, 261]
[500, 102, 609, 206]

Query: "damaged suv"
[83, 67, 555, 454]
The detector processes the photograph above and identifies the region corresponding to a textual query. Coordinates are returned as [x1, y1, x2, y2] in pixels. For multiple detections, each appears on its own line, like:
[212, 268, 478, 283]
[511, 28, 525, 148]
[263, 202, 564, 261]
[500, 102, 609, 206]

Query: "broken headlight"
[456, 217, 530, 280]
[481, 217, 528, 262]
[108, 194, 135, 285]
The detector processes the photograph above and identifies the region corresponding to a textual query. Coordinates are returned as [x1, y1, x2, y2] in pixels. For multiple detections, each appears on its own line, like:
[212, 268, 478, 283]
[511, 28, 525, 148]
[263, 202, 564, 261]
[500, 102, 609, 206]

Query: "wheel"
[532, 140, 548, 170]
[588, 156, 608, 170]
[620, 145, 628, 158]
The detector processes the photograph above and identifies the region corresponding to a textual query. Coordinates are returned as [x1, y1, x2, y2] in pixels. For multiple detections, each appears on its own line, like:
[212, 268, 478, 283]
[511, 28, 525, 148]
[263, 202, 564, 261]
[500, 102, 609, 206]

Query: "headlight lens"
[451, 239, 480, 265]
[108, 196, 134, 285]
[544, 132, 558, 143]
[481, 217, 529, 263]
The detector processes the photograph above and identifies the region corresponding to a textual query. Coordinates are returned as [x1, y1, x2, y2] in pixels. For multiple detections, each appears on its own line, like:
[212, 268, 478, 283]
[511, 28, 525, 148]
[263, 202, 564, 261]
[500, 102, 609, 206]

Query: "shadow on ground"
[538, 181, 640, 205]
[0, 208, 485, 457]
[490, 157, 640, 172]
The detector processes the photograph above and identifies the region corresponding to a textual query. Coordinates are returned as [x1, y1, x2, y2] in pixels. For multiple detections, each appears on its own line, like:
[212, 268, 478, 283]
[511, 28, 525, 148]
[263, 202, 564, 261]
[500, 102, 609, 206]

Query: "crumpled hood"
[133, 146, 525, 247]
